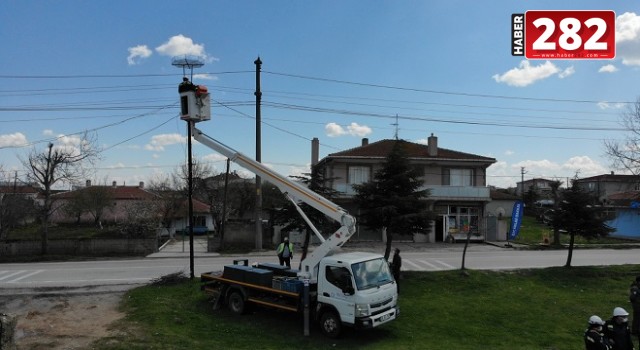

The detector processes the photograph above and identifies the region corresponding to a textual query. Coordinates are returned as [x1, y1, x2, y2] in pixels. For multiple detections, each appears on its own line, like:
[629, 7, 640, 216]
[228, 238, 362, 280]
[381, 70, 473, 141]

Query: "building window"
[446, 206, 479, 236]
[348, 166, 370, 185]
[192, 216, 206, 227]
[442, 168, 474, 186]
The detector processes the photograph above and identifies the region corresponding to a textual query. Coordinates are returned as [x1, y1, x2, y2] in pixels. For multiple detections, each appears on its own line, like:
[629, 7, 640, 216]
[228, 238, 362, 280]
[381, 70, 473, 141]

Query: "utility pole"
[172, 56, 204, 280]
[520, 167, 526, 204]
[254, 57, 263, 250]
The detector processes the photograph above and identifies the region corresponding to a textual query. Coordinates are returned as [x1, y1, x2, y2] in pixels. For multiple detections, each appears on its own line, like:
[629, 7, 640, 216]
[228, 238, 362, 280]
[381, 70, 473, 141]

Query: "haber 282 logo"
[512, 10, 615, 59]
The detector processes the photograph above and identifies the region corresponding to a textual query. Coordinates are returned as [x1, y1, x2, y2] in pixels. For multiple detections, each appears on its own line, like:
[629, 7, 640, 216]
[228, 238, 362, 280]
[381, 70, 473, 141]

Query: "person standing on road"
[604, 307, 635, 350]
[391, 248, 402, 293]
[629, 276, 640, 337]
[276, 237, 294, 267]
[585, 315, 612, 350]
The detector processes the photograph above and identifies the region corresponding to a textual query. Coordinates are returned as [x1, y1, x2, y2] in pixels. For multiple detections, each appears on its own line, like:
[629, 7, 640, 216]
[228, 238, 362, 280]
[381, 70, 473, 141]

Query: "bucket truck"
[180, 81, 398, 338]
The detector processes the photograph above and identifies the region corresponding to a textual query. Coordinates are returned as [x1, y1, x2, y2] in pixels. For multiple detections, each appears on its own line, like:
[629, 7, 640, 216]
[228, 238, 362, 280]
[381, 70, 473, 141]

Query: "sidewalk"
[146, 236, 220, 258]
[146, 236, 511, 259]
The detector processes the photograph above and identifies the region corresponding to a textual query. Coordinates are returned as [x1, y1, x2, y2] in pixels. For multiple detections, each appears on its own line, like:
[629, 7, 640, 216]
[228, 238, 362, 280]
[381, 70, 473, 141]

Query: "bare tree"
[604, 98, 640, 176]
[22, 133, 99, 254]
[147, 175, 183, 235]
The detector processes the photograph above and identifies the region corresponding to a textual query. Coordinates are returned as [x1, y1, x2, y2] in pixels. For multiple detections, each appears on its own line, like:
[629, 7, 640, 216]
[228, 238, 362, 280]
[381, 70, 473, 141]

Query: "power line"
[264, 70, 635, 105]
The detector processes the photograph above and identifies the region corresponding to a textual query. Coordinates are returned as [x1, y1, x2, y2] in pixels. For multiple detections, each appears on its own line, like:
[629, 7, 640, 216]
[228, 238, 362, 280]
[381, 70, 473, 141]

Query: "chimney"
[112, 181, 117, 188]
[139, 181, 144, 189]
[611, 171, 614, 175]
[428, 133, 438, 156]
[86, 180, 91, 187]
[362, 138, 369, 146]
[311, 137, 319, 166]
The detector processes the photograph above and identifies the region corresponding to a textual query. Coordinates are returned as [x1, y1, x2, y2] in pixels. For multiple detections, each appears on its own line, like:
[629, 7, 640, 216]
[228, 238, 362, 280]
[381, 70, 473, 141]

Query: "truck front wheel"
[227, 291, 246, 314]
[319, 311, 342, 338]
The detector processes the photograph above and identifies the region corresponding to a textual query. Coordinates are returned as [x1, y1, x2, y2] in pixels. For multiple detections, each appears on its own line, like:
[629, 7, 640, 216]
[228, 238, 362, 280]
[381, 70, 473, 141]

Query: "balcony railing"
[334, 183, 490, 200]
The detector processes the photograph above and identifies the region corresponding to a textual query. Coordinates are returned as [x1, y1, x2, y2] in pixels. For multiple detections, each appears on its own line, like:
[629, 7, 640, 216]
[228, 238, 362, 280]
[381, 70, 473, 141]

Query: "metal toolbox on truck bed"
[222, 265, 274, 287]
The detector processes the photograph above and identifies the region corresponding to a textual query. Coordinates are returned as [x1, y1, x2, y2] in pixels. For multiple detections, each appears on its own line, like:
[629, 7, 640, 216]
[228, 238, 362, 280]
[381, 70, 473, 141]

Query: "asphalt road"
[0, 243, 638, 295]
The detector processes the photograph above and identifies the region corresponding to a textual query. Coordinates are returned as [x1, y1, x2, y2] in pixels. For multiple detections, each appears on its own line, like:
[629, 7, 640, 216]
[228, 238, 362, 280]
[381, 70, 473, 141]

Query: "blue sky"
[1, 1, 640, 190]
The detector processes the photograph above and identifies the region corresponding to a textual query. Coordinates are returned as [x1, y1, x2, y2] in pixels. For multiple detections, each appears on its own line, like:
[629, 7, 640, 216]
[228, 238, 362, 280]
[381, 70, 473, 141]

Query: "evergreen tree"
[554, 179, 615, 267]
[354, 141, 435, 260]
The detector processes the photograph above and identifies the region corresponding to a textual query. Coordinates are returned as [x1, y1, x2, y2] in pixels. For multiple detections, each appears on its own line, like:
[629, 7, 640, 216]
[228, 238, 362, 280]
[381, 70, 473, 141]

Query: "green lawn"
[512, 215, 632, 246]
[92, 265, 640, 350]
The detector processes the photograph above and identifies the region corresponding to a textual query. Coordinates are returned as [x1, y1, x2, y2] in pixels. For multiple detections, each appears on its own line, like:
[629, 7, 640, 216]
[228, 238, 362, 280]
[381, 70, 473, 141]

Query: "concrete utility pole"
[521, 167, 526, 204]
[254, 57, 263, 250]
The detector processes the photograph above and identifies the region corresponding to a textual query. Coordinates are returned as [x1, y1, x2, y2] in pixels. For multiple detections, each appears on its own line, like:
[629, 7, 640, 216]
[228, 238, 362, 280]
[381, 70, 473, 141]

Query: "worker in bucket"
[584, 315, 611, 350]
[277, 236, 294, 267]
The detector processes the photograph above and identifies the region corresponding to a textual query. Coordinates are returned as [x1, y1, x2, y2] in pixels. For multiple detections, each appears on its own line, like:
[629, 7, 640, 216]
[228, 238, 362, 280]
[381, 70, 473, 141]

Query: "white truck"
[181, 82, 398, 337]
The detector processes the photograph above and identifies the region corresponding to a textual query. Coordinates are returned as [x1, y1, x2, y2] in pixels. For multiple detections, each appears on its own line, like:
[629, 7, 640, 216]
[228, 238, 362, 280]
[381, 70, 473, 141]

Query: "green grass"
[92, 265, 640, 350]
[512, 215, 633, 246]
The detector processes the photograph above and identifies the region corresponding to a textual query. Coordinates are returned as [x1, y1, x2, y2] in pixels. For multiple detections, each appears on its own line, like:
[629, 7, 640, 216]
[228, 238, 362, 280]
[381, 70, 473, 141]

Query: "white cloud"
[325, 123, 347, 137]
[127, 45, 152, 65]
[325, 122, 372, 138]
[561, 156, 607, 177]
[0, 132, 28, 147]
[42, 129, 54, 136]
[156, 35, 212, 61]
[487, 156, 608, 189]
[616, 12, 640, 43]
[558, 66, 575, 79]
[144, 133, 186, 151]
[346, 123, 372, 137]
[201, 153, 227, 163]
[492, 60, 560, 87]
[108, 163, 126, 169]
[193, 73, 218, 81]
[598, 64, 618, 73]
[504, 150, 514, 156]
[615, 12, 640, 66]
[597, 101, 626, 110]
[414, 138, 428, 145]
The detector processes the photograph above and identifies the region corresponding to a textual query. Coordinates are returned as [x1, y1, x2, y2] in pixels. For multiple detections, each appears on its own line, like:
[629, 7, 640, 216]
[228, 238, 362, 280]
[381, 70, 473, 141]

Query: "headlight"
[355, 303, 370, 317]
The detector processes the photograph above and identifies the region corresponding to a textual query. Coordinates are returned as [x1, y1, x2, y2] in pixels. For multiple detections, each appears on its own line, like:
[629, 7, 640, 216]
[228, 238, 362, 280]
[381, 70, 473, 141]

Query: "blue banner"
[508, 200, 524, 240]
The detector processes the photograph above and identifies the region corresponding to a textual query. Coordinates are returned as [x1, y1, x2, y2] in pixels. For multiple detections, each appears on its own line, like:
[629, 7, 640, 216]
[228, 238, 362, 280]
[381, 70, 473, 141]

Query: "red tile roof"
[54, 185, 157, 200]
[324, 139, 496, 162]
[0, 185, 40, 195]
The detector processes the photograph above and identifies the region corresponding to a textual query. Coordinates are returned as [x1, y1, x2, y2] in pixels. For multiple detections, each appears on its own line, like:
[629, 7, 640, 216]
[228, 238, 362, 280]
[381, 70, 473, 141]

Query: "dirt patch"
[0, 292, 125, 349]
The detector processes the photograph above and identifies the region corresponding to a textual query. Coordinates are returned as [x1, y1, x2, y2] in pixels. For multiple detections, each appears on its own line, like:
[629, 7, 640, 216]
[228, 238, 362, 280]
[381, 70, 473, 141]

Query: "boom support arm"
[192, 126, 356, 280]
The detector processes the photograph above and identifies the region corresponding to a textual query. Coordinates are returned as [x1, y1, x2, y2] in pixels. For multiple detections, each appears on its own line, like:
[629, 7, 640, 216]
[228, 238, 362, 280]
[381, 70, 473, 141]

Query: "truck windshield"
[351, 258, 394, 291]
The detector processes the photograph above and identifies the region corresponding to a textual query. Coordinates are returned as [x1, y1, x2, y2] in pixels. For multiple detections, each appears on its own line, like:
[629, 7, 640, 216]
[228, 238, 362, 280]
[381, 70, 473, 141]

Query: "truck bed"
[201, 272, 303, 313]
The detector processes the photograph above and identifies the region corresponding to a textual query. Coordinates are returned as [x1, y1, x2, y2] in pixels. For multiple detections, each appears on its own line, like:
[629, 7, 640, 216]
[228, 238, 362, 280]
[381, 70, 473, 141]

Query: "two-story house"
[516, 178, 557, 199]
[574, 172, 640, 203]
[313, 134, 496, 243]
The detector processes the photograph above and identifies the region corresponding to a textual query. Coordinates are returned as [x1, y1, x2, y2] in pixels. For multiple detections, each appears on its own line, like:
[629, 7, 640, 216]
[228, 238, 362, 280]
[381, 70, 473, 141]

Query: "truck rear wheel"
[319, 311, 342, 338]
[227, 291, 246, 314]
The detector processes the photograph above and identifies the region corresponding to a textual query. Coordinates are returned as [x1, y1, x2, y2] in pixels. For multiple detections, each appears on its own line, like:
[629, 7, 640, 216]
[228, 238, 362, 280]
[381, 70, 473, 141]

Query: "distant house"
[314, 134, 497, 242]
[51, 181, 214, 237]
[574, 173, 640, 203]
[516, 178, 558, 198]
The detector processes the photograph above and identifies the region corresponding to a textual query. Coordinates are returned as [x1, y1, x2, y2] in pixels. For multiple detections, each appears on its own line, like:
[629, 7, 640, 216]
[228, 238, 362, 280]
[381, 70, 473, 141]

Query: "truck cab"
[316, 252, 398, 337]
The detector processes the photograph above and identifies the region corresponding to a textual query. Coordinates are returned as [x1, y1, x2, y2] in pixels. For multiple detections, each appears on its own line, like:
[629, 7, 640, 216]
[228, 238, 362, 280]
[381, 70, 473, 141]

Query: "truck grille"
[370, 297, 393, 309]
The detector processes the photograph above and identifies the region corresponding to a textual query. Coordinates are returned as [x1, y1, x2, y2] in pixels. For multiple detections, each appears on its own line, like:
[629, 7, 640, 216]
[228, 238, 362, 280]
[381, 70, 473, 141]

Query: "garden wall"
[0, 238, 158, 257]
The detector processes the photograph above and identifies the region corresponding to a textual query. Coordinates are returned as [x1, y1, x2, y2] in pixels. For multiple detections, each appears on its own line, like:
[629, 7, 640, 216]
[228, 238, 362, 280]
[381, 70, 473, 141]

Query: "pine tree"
[555, 179, 615, 267]
[354, 141, 435, 260]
